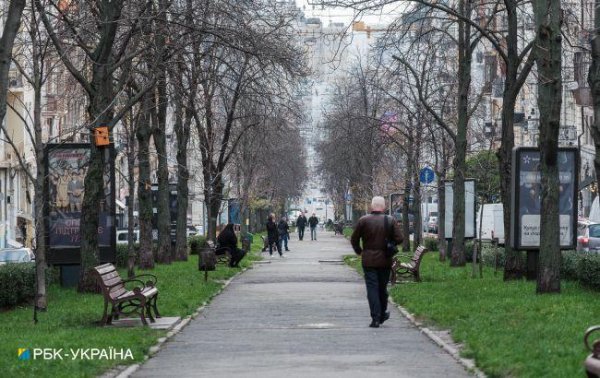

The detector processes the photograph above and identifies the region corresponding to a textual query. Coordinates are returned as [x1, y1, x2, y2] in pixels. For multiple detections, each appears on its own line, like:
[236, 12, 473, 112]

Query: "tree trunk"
[450, 5, 473, 267]
[534, 0, 562, 293]
[174, 104, 190, 261]
[402, 173, 411, 252]
[500, 95, 524, 280]
[589, 0, 600, 213]
[412, 126, 423, 249]
[137, 97, 154, 269]
[152, 0, 171, 264]
[204, 168, 223, 242]
[78, 142, 105, 292]
[153, 108, 171, 264]
[126, 134, 136, 278]
[500, 0, 526, 280]
[33, 90, 47, 310]
[437, 171, 447, 261]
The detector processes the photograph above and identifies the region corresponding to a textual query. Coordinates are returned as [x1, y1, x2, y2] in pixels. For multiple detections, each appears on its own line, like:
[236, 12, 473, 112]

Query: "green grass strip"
[344, 252, 598, 378]
[1, 236, 264, 378]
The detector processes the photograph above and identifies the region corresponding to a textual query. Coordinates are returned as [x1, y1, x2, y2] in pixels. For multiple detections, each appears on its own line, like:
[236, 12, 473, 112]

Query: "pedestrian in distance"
[278, 216, 290, 251]
[296, 212, 307, 240]
[351, 196, 403, 328]
[266, 213, 283, 257]
[216, 223, 246, 267]
[308, 213, 319, 240]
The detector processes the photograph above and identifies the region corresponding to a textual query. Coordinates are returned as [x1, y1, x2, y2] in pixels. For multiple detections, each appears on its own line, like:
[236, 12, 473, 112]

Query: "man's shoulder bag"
[383, 215, 398, 258]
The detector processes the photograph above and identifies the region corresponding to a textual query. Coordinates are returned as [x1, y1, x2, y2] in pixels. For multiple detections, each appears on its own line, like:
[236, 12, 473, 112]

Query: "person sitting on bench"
[217, 223, 246, 267]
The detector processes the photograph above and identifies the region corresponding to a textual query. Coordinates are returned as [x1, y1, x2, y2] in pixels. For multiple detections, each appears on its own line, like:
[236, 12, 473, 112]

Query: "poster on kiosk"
[510, 147, 578, 250]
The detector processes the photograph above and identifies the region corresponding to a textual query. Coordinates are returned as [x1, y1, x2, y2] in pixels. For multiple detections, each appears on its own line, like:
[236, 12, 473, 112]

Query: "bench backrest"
[410, 246, 428, 270]
[93, 263, 126, 301]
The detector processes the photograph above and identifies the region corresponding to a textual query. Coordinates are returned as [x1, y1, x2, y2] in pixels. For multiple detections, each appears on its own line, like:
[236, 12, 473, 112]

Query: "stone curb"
[105, 263, 254, 378]
[388, 296, 486, 378]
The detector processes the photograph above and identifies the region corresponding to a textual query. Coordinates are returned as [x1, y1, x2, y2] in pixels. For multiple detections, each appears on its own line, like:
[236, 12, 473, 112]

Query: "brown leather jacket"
[351, 212, 403, 268]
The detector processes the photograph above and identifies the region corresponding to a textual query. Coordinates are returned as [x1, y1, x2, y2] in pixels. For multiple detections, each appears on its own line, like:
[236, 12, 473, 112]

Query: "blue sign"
[419, 167, 435, 184]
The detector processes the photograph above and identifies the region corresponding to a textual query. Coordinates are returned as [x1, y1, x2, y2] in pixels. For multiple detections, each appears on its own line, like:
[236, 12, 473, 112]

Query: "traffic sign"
[419, 167, 435, 184]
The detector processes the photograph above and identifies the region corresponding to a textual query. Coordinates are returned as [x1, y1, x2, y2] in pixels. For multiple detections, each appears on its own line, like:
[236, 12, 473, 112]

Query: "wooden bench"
[93, 263, 160, 326]
[207, 240, 232, 265]
[585, 325, 600, 378]
[390, 245, 428, 284]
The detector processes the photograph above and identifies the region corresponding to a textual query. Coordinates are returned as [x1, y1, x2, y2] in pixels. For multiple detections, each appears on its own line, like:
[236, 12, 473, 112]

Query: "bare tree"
[35, 0, 155, 290]
[532, 0, 562, 293]
[185, 1, 306, 241]
[0, 0, 45, 309]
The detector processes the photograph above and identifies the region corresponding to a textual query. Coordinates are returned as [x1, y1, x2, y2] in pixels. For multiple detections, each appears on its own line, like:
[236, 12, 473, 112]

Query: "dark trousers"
[280, 234, 289, 250]
[363, 267, 391, 321]
[298, 226, 305, 240]
[269, 239, 281, 256]
[229, 248, 246, 267]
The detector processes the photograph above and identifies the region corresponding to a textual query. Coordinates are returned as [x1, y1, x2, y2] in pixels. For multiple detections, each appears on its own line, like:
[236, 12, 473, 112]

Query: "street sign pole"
[419, 167, 435, 236]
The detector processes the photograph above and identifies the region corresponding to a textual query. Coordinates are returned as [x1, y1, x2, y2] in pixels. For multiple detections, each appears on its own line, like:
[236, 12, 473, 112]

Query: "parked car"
[394, 212, 414, 234]
[577, 220, 600, 252]
[187, 225, 200, 238]
[426, 216, 438, 233]
[116, 229, 139, 245]
[0, 247, 34, 265]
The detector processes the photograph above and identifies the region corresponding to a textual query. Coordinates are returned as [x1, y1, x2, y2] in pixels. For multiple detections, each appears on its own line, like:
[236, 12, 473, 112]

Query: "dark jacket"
[351, 212, 403, 268]
[217, 227, 237, 250]
[266, 220, 279, 242]
[308, 216, 319, 228]
[277, 220, 289, 237]
[296, 215, 307, 228]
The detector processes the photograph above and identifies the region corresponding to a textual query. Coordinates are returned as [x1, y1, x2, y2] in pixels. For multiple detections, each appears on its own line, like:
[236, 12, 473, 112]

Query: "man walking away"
[296, 212, 307, 240]
[351, 196, 403, 328]
[308, 213, 319, 241]
[278, 216, 290, 251]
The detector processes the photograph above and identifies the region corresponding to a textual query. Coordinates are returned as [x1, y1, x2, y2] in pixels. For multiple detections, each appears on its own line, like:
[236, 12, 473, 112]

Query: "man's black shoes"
[369, 320, 380, 328]
[380, 312, 390, 324]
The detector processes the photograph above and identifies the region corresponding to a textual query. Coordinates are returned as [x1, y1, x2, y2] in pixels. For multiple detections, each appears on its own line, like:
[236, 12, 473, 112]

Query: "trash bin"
[199, 246, 216, 272]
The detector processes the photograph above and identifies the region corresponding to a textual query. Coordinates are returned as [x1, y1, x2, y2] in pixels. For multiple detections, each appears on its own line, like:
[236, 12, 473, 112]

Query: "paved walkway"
[133, 231, 472, 378]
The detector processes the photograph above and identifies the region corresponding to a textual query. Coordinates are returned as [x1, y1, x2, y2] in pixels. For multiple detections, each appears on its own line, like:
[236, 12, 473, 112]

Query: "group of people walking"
[265, 211, 321, 257]
[294, 212, 319, 241]
[221, 199, 403, 329]
[266, 214, 290, 257]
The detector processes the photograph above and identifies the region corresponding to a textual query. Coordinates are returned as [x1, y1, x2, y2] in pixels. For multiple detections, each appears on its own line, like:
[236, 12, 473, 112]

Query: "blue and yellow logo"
[18, 348, 30, 360]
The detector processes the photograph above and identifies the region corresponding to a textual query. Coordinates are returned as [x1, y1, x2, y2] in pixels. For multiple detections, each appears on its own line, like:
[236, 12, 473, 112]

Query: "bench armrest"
[585, 325, 600, 357]
[115, 278, 146, 290]
[132, 273, 158, 287]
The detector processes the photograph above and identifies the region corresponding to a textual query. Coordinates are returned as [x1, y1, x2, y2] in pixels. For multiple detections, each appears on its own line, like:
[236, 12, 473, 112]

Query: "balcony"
[8, 72, 24, 92]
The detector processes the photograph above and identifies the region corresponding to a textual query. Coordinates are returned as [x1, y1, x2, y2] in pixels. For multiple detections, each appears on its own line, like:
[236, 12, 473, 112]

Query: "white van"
[476, 203, 505, 244]
[116, 229, 139, 245]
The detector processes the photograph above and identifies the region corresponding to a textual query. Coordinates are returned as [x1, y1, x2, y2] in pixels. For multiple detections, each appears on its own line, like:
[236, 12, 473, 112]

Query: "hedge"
[423, 237, 439, 252]
[0, 263, 57, 308]
[477, 244, 600, 290]
[115, 243, 140, 268]
[188, 235, 207, 255]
